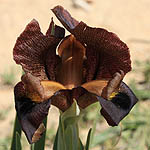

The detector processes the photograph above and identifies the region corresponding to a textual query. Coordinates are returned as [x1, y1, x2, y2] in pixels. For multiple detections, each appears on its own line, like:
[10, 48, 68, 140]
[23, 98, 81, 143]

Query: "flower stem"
[10, 114, 22, 150]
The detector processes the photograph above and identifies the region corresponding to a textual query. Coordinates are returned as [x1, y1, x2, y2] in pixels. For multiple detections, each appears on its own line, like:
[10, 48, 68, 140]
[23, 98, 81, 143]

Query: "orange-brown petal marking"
[81, 71, 125, 105]
[81, 80, 109, 97]
[41, 80, 66, 100]
[51, 87, 101, 111]
[32, 123, 45, 143]
[22, 73, 66, 102]
[57, 35, 85, 89]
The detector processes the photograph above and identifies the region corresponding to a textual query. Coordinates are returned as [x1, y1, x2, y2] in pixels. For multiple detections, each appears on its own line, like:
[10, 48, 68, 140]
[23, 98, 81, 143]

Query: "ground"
[0, 0, 150, 149]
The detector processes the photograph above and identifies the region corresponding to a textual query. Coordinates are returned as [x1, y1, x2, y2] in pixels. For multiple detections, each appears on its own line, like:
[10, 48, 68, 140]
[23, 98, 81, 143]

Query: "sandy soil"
[0, 0, 150, 149]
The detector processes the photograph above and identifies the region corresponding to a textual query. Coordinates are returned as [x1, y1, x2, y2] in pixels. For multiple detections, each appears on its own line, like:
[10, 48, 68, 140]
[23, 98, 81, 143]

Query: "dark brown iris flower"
[13, 5, 138, 144]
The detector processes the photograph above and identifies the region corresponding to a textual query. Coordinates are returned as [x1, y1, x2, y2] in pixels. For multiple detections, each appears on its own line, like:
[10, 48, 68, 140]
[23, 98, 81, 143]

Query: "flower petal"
[99, 82, 138, 126]
[85, 47, 100, 81]
[76, 24, 131, 78]
[13, 19, 64, 80]
[72, 87, 100, 109]
[101, 70, 124, 99]
[46, 18, 65, 39]
[14, 82, 51, 144]
[51, 89, 72, 112]
[22, 73, 66, 102]
[81, 71, 124, 98]
[52, 6, 131, 80]
[52, 6, 79, 30]
[81, 80, 108, 96]
[57, 35, 85, 88]
[51, 87, 100, 111]
[45, 18, 65, 80]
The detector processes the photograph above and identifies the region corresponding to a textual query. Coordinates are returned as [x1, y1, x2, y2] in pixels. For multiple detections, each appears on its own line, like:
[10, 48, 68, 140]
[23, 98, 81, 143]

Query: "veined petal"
[45, 18, 65, 80]
[72, 23, 131, 79]
[14, 82, 51, 144]
[13, 19, 64, 80]
[52, 6, 131, 80]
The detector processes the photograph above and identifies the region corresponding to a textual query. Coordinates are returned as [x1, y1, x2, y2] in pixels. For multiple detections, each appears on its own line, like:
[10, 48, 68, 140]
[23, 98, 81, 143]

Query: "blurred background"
[0, 0, 150, 149]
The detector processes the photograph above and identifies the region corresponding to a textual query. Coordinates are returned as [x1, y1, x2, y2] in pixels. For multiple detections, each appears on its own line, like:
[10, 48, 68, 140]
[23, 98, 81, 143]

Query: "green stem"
[30, 144, 35, 150]
[31, 117, 47, 150]
[10, 114, 22, 150]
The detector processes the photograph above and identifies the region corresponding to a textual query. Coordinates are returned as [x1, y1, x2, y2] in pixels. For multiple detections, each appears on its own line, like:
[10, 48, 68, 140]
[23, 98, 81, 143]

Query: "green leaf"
[53, 117, 66, 150]
[10, 115, 22, 150]
[30, 144, 35, 150]
[78, 138, 84, 150]
[16, 132, 22, 150]
[50, 20, 55, 36]
[61, 101, 80, 124]
[53, 101, 82, 150]
[85, 128, 92, 150]
[65, 124, 79, 150]
[64, 116, 80, 128]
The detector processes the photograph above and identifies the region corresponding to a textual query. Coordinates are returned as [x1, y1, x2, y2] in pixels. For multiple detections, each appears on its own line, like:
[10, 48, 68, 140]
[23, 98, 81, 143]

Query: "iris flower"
[13, 5, 138, 144]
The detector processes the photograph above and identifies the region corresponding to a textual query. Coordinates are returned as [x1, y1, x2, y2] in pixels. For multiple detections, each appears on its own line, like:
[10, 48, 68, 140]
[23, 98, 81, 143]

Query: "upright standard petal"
[52, 6, 131, 80]
[13, 19, 64, 80]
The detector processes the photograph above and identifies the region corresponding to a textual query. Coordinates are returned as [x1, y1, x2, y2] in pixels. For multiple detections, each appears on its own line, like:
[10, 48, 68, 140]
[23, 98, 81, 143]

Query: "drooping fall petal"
[14, 82, 51, 144]
[100, 82, 138, 126]
[52, 5, 131, 80]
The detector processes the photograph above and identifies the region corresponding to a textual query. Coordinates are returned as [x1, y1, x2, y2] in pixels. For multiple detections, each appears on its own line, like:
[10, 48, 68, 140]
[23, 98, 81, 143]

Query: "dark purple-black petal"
[99, 82, 138, 126]
[14, 82, 51, 144]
